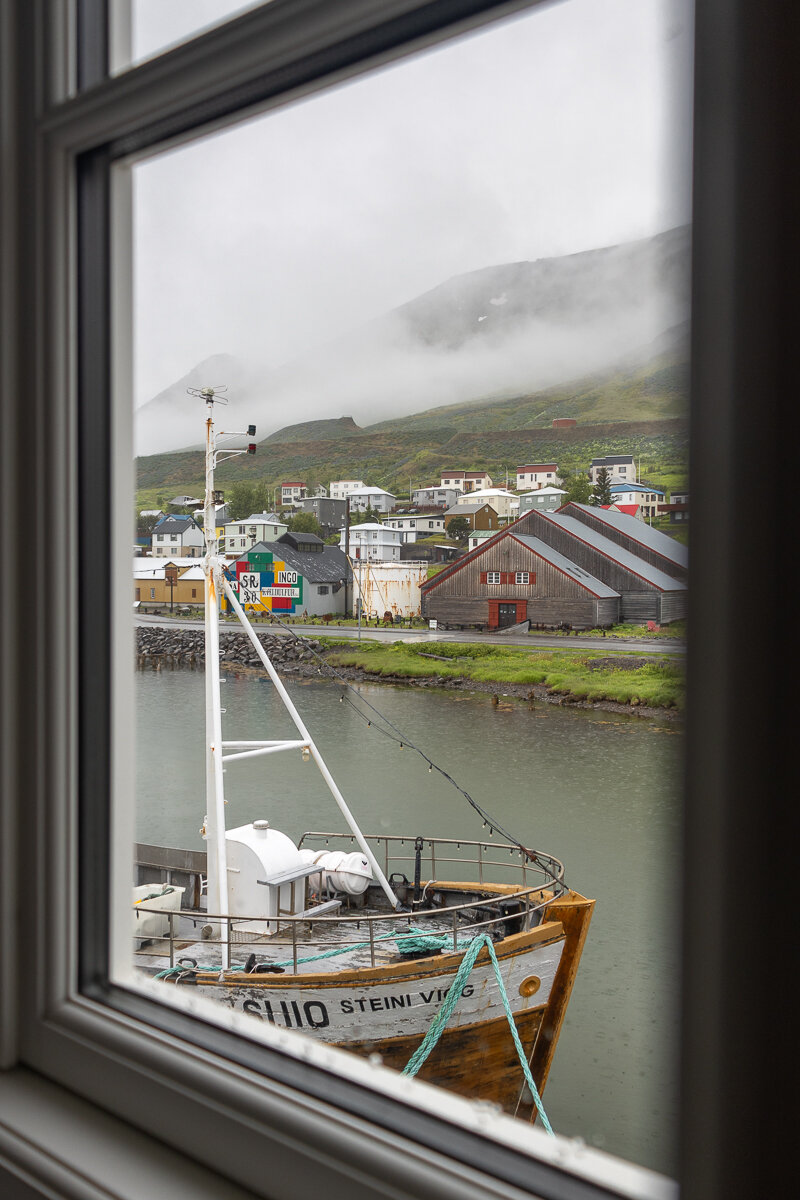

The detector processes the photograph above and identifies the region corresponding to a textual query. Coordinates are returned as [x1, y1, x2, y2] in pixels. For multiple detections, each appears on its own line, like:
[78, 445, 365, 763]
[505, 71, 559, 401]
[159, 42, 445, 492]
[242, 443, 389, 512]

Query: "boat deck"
[135, 906, 483, 977]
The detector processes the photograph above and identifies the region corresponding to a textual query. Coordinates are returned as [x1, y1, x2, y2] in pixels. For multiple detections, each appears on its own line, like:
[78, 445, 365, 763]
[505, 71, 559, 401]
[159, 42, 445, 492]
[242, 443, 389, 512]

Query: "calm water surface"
[135, 668, 682, 1176]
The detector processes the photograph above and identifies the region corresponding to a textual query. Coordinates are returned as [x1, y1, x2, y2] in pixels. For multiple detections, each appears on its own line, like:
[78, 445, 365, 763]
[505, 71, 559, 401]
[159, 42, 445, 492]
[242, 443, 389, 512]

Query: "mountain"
[135, 353, 247, 455]
[134, 226, 690, 456]
[135, 344, 690, 501]
[264, 416, 361, 444]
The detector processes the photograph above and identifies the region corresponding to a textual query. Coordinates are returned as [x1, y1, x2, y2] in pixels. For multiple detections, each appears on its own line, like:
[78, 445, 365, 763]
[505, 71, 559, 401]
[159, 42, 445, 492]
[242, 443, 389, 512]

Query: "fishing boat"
[134, 388, 594, 1123]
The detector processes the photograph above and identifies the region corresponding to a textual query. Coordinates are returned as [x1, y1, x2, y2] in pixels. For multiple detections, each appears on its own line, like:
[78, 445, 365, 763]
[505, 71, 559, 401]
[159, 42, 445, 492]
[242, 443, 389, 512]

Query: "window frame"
[1, 1, 797, 1198]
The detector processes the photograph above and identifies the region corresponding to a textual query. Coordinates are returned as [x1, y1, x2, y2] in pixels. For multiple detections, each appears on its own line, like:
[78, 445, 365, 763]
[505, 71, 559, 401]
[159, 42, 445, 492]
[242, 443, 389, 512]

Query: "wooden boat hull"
[181, 891, 594, 1116]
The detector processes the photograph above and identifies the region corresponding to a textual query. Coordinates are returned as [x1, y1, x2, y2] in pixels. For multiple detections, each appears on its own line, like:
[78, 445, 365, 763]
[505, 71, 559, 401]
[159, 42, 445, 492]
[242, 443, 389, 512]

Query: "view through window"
[124, 0, 692, 1177]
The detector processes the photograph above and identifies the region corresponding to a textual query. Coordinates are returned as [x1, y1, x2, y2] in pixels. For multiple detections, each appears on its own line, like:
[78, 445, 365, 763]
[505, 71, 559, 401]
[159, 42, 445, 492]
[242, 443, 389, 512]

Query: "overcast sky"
[132, 0, 694, 411]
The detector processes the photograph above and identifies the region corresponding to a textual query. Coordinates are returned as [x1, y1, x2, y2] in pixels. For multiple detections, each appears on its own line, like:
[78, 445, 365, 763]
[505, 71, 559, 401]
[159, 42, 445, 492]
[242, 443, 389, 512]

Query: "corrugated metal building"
[514, 509, 687, 624]
[421, 502, 688, 630]
[555, 502, 689, 584]
[421, 528, 620, 630]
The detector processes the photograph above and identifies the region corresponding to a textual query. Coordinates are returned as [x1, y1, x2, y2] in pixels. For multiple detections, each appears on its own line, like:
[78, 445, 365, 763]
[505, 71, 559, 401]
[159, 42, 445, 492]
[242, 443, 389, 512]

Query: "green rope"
[134, 886, 175, 904]
[401, 933, 554, 1136]
[153, 927, 435, 979]
[269, 925, 454, 968]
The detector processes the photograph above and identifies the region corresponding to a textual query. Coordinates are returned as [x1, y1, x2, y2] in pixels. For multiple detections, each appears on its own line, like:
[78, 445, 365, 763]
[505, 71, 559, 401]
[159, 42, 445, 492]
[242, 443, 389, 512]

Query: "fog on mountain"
[134, 226, 690, 458]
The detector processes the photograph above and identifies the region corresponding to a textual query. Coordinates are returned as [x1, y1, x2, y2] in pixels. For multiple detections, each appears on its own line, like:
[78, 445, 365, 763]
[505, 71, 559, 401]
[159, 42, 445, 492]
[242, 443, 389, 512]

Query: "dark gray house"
[296, 495, 347, 534]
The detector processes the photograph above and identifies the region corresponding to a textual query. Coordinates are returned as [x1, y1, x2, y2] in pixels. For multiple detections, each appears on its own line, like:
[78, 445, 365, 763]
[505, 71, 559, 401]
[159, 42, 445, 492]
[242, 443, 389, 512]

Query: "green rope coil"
[401, 932, 554, 1135]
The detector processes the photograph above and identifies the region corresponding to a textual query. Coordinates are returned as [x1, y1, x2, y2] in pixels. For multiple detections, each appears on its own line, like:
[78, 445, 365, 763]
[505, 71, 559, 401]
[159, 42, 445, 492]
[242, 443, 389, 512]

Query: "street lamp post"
[165, 563, 178, 614]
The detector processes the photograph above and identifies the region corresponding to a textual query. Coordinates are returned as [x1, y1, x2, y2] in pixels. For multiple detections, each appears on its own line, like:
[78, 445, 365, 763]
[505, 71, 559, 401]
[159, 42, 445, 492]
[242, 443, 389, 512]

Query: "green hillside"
[263, 415, 361, 443]
[137, 340, 690, 506]
[136, 416, 688, 510]
[368, 342, 688, 436]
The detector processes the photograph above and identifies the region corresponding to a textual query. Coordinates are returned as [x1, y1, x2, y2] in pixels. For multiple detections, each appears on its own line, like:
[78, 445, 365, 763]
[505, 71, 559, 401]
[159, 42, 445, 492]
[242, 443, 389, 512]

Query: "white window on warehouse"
[12, 2, 794, 1200]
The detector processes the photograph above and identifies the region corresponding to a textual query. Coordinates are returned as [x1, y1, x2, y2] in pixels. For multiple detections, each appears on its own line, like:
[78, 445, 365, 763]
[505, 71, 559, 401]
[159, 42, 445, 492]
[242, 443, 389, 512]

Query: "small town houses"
[341, 523, 402, 560]
[439, 469, 493, 493]
[384, 512, 446, 542]
[134, 560, 206, 609]
[151, 515, 204, 558]
[515, 463, 561, 491]
[137, 449, 686, 627]
[444, 501, 499, 533]
[223, 532, 352, 618]
[222, 512, 288, 554]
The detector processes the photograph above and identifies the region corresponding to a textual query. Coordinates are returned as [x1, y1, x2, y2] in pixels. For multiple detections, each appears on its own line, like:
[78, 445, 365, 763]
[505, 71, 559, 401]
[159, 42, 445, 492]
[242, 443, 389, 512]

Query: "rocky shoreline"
[136, 627, 680, 722]
[136, 626, 326, 672]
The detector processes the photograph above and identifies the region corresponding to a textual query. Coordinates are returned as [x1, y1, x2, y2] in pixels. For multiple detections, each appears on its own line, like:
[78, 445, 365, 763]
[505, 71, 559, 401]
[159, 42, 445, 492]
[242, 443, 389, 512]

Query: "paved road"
[135, 614, 685, 656]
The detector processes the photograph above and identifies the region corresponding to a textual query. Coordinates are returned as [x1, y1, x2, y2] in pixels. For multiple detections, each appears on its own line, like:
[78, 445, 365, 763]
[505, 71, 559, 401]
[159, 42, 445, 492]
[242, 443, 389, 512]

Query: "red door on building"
[497, 603, 518, 628]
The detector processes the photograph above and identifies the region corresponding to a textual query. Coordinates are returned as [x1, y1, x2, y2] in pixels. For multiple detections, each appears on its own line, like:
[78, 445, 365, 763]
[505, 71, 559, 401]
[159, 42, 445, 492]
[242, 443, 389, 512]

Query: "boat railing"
[135, 841, 566, 973]
[297, 831, 566, 891]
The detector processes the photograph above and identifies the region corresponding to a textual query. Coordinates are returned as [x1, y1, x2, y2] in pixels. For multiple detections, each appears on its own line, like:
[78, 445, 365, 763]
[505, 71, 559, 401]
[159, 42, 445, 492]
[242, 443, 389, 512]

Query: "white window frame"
[515, 571, 530, 585]
[4, 2, 793, 1200]
[487, 571, 502, 584]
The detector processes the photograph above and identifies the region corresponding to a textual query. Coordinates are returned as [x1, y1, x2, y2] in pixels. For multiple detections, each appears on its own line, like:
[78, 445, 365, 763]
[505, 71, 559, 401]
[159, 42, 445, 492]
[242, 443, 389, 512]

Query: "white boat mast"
[195, 388, 401, 966]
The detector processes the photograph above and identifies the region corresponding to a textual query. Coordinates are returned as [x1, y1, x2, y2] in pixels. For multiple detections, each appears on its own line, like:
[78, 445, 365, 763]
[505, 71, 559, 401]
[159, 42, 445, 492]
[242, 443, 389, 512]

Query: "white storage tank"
[225, 820, 311, 934]
[298, 847, 372, 896]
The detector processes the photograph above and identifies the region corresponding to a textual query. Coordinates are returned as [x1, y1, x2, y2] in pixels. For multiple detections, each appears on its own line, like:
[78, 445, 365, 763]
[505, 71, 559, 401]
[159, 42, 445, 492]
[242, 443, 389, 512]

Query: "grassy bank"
[323, 640, 684, 710]
[543, 619, 686, 641]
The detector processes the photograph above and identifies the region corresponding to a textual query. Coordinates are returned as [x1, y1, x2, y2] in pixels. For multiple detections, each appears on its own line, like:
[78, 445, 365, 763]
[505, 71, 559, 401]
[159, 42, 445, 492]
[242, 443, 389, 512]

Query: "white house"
[515, 463, 561, 490]
[340, 522, 402, 561]
[411, 486, 461, 508]
[609, 482, 665, 521]
[329, 479, 366, 501]
[518, 486, 567, 515]
[455, 487, 517, 520]
[439, 469, 493, 492]
[384, 513, 446, 543]
[280, 481, 307, 505]
[589, 454, 635, 483]
[466, 528, 498, 552]
[222, 513, 288, 555]
[150, 515, 205, 557]
[347, 485, 397, 514]
[168, 493, 203, 508]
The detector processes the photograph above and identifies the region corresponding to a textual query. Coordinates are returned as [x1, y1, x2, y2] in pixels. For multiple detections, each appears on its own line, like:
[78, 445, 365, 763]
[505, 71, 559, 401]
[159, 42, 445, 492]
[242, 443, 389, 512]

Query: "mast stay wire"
[232, 598, 563, 886]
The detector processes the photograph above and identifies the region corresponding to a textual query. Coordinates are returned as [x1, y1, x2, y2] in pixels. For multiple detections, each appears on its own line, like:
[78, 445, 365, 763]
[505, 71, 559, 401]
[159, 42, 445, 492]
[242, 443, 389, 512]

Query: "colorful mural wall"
[224, 549, 304, 614]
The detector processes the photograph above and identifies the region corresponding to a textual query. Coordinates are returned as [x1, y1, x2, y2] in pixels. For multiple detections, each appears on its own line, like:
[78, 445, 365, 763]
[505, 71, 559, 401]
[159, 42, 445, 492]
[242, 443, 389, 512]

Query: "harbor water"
[135, 668, 682, 1176]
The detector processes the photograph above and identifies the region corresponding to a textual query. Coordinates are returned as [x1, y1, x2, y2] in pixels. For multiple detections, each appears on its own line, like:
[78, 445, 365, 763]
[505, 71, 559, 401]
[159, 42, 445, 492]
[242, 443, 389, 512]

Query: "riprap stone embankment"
[136, 627, 323, 672]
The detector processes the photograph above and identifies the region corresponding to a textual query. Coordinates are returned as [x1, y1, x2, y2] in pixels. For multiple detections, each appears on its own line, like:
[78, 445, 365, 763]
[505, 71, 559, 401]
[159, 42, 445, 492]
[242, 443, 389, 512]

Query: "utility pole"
[357, 557, 363, 641]
[165, 562, 178, 614]
[344, 496, 351, 616]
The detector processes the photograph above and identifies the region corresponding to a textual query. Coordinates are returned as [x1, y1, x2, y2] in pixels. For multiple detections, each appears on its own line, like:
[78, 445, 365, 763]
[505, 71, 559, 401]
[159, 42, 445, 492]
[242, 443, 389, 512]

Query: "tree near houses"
[355, 502, 383, 525]
[227, 479, 273, 520]
[446, 516, 472, 546]
[136, 510, 160, 538]
[286, 511, 324, 538]
[591, 466, 612, 507]
[559, 469, 593, 506]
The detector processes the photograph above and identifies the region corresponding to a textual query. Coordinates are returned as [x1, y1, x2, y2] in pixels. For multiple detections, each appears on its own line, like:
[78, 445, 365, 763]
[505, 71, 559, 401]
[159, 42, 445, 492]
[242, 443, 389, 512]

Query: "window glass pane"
[124, 0, 691, 1178]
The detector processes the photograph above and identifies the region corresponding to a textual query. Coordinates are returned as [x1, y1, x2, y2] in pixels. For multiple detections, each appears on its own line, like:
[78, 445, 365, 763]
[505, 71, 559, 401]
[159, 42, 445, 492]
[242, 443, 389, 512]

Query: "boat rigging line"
[245, 606, 563, 887]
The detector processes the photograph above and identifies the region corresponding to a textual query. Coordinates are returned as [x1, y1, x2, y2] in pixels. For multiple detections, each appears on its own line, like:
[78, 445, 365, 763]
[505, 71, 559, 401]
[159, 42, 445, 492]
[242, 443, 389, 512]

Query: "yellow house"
[133, 562, 206, 609]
